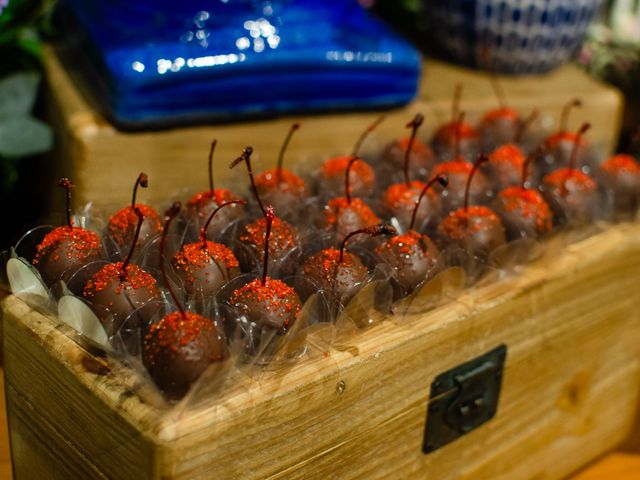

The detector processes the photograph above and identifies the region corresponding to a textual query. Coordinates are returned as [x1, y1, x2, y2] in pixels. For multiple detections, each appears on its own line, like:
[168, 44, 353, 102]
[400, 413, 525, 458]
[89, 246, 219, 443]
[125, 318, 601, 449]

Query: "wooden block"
[43, 46, 623, 211]
[3, 221, 640, 479]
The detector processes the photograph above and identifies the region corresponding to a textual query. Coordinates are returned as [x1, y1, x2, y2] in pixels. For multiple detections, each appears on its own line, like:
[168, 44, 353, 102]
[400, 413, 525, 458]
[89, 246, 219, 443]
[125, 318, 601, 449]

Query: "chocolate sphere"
[237, 216, 299, 276]
[254, 169, 309, 219]
[479, 108, 520, 150]
[187, 189, 245, 240]
[492, 187, 553, 240]
[375, 231, 440, 295]
[600, 154, 640, 216]
[484, 143, 527, 192]
[384, 181, 441, 232]
[109, 204, 162, 250]
[320, 197, 381, 243]
[33, 226, 102, 286]
[173, 241, 240, 296]
[143, 311, 228, 398]
[301, 247, 369, 309]
[438, 206, 506, 258]
[229, 278, 302, 332]
[83, 262, 161, 334]
[541, 169, 597, 225]
[321, 156, 375, 199]
[540, 132, 591, 179]
[431, 160, 493, 215]
[382, 137, 435, 185]
[432, 121, 479, 162]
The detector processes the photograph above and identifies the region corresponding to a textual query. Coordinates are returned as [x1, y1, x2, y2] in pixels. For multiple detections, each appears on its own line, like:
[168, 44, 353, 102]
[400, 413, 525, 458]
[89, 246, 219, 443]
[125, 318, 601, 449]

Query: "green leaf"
[0, 71, 40, 117]
[0, 115, 52, 157]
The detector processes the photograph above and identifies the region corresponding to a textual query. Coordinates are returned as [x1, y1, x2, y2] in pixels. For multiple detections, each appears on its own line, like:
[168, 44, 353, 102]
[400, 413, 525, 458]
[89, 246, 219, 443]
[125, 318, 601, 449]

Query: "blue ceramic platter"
[56, 0, 421, 130]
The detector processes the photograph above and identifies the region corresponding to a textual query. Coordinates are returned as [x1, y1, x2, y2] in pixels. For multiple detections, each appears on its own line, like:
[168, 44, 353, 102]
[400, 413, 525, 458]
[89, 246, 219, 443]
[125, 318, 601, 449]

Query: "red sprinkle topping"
[385, 181, 432, 209]
[546, 131, 586, 149]
[33, 226, 100, 265]
[482, 107, 519, 124]
[322, 155, 375, 184]
[489, 143, 525, 166]
[255, 168, 307, 194]
[543, 169, 596, 191]
[376, 230, 427, 257]
[187, 188, 238, 209]
[601, 154, 640, 175]
[239, 216, 298, 251]
[435, 121, 478, 142]
[499, 187, 552, 233]
[83, 261, 159, 297]
[230, 278, 301, 328]
[109, 204, 161, 245]
[324, 197, 381, 227]
[302, 247, 365, 284]
[432, 160, 473, 176]
[173, 241, 239, 279]
[144, 311, 218, 353]
[441, 206, 501, 240]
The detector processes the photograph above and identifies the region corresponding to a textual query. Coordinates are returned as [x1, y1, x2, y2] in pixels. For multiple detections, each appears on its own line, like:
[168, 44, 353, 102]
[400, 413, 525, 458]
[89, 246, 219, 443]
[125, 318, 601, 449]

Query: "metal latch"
[423, 344, 507, 454]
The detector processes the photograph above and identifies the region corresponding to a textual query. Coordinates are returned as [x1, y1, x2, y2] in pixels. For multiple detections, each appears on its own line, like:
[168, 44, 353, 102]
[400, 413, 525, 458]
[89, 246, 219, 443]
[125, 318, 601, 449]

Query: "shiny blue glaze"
[56, 0, 421, 129]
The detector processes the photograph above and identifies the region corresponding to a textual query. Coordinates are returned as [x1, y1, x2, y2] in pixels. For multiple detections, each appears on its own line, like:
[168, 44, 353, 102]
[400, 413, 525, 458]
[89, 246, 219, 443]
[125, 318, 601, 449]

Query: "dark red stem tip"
[567, 122, 591, 173]
[58, 177, 74, 228]
[464, 154, 489, 213]
[132, 172, 149, 209]
[200, 199, 247, 246]
[120, 207, 144, 281]
[409, 174, 448, 232]
[261, 205, 275, 286]
[404, 112, 425, 186]
[339, 224, 397, 263]
[208, 139, 217, 196]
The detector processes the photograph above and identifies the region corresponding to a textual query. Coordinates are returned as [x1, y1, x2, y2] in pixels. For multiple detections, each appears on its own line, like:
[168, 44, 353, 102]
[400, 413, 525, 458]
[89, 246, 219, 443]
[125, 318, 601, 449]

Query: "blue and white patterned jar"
[423, 0, 604, 74]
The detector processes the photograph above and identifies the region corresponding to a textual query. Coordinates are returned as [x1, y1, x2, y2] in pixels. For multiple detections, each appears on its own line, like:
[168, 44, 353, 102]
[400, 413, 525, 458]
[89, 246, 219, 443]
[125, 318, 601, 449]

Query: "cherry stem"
[514, 109, 538, 143]
[560, 98, 581, 133]
[339, 224, 396, 264]
[208, 140, 216, 197]
[351, 115, 384, 158]
[261, 206, 275, 286]
[464, 154, 489, 213]
[452, 84, 463, 122]
[404, 113, 425, 186]
[276, 123, 300, 182]
[454, 112, 465, 160]
[160, 202, 185, 319]
[489, 74, 507, 109]
[521, 144, 546, 189]
[200, 200, 247, 248]
[230, 146, 266, 218]
[410, 175, 448, 232]
[131, 173, 148, 209]
[58, 177, 74, 228]
[120, 207, 144, 281]
[345, 155, 361, 205]
[568, 123, 591, 173]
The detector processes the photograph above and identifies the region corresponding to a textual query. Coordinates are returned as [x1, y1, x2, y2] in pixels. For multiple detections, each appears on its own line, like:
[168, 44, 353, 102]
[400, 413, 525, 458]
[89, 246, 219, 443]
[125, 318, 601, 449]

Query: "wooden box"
[43, 46, 623, 211]
[3, 221, 640, 479]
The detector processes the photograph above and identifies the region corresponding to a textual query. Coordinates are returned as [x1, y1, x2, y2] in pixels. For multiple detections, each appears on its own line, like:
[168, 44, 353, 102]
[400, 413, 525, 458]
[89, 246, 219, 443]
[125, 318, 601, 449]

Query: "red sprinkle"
[108, 204, 161, 246]
[434, 121, 478, 142]
[482, 107, 519, 124]
[302, 247, 365, 285]
[376, 230, 426, 257]
[144, 311, 219, 354]
[441, 206, 501, 240]
[33, 226, 100, 265]
[239, 216, 298, 252]
[499, 187, 553, 233]
[323, 197, 381, 227]
[230, 278, 301, 328]
[83, 261, 159, 297]
[384, 181, 430, 210]
[601, 154, 640, 175]
[187, 188, 240, 210]
[173, 241, 238, 285]
[255, 168, 307, 194]
[543, 169, 596, 191]
[545, 131, 586, 149]
[432, 160, 473, 176]
[489, 143, 525, 167]
[322, 155, 375, 184]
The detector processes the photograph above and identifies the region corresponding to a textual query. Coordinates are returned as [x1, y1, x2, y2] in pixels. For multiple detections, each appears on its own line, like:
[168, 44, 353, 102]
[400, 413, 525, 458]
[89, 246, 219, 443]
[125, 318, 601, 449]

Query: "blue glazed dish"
[54, 0, 421, 130]
[421, 0, 603, 74]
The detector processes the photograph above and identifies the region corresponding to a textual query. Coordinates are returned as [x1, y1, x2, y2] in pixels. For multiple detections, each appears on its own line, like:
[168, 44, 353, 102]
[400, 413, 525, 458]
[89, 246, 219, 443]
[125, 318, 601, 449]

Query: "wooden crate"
[43, 46, 623, 211]
[3, 221, 640, 479]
